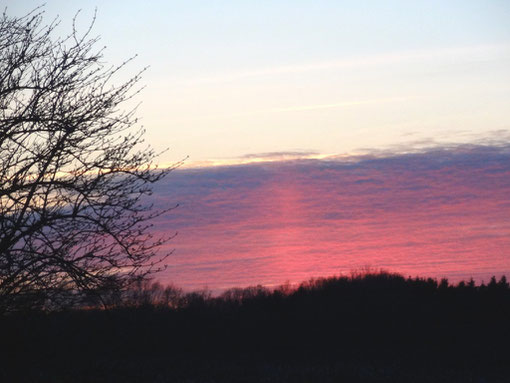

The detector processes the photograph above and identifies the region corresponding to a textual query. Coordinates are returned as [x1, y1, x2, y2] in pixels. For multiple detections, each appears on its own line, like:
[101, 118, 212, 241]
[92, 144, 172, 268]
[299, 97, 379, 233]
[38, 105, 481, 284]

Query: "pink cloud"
[151, 144, 510, 292]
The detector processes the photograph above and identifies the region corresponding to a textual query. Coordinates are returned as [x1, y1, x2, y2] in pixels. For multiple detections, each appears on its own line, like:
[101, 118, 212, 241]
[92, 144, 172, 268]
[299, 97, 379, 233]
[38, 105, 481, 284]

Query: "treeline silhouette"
[2, 271, 510, 382]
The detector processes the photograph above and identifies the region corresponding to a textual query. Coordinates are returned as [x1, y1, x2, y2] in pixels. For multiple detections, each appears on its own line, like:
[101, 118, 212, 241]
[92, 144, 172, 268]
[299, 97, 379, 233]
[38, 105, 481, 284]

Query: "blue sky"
[7, 1, 510, 166]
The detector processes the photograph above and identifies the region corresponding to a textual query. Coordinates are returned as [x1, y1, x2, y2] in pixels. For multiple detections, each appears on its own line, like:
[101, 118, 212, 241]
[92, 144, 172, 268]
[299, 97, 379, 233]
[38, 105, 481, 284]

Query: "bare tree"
[0, 8, 176, 312]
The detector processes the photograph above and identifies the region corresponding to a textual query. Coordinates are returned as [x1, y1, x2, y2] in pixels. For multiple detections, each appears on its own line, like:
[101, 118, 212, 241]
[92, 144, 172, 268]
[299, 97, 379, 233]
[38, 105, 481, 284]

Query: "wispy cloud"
[185, 44, 510, 85]
[181, 151, 328, 168]
[271, 97, 410, 113]
[241, 151, 319, 159]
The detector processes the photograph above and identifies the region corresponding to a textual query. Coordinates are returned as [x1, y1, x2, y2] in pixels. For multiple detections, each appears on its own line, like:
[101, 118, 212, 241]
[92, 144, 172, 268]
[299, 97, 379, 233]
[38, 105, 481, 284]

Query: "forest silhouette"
[2, 270, 510, 382]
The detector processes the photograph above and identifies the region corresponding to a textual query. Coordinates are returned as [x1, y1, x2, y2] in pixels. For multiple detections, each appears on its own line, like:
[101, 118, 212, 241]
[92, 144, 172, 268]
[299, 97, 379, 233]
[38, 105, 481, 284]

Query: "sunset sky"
[7, 1, 510, 290]
[150, 144, 510, 291]
[10, 1, 510, 165]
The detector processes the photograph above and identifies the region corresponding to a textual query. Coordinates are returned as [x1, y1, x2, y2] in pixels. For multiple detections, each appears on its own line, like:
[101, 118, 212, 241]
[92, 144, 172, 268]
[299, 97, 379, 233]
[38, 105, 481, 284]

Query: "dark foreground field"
[2, 272, 510, 382]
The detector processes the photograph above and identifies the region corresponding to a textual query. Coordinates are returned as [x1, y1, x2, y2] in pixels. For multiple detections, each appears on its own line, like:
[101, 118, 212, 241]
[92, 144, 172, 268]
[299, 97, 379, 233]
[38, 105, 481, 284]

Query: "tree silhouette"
[0, 8, 174, 312]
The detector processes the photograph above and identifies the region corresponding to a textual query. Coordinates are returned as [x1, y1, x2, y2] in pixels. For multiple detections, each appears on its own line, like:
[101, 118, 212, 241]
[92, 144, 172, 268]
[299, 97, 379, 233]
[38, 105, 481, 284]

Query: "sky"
[6, 0, 510, 166]
[4, 1, 510, 290]
[150, 144, 510, 291]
